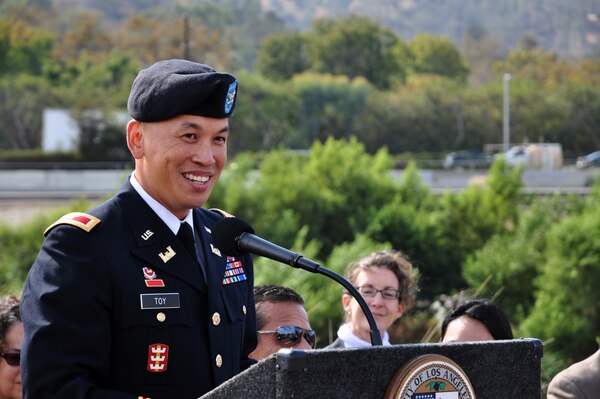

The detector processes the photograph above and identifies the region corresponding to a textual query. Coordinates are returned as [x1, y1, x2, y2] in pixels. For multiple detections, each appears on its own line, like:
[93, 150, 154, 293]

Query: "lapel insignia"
[222, 258, 247, 285]
[143, 267, 157, 279]
[142, 267, 165, 288]
[158, 246, 175, 263]
[141, 230, 154, 240]
[204, 225, 212, 233]
[147, 343, 169, 373]
[210, 243, 222, 257]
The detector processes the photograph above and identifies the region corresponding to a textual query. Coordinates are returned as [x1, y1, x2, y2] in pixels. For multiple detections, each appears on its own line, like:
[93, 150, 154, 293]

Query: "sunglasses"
[0, 351, 20, 367]
[257, 325, 317, 349]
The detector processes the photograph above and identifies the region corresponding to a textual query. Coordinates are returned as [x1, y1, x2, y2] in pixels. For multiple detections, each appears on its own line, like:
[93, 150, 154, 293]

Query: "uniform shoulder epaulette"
[209, 208, 235, 218]
[44, 212, 101, 236]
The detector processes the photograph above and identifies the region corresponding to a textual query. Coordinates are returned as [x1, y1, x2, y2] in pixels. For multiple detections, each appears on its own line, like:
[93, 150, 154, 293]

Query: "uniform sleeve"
[20, 226, 137, 399]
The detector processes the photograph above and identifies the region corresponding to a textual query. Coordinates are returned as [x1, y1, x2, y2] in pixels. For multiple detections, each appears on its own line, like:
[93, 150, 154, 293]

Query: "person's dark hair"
[440, 298, 513, 340]
[254, 285, 305, 330]
[0, 295, 21, 347]
[345, 249, 418, 310]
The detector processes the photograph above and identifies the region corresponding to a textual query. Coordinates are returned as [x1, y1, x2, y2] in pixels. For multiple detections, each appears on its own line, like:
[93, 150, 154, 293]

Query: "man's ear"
[127, 119, 144, 159]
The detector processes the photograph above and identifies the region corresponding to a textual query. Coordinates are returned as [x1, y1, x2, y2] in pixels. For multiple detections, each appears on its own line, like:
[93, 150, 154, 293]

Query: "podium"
[201, 338, 543, 398]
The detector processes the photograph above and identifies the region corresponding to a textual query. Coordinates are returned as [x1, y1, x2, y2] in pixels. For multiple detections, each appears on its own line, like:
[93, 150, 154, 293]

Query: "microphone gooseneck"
[212, 217, 383, 346]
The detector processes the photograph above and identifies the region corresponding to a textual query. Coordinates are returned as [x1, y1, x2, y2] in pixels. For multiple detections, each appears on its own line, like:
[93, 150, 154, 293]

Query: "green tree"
[409, 34, 470, 82]
[521, 203, 600, 373]
[291, 72, 373, 147]
[462, 202, 557, 324]
[0, 18, 53, 75]
[0, 74, 56, 149]
[228, 71, 299, 153]
[308, 15, 405, 89]
[256, 32, 310, 80]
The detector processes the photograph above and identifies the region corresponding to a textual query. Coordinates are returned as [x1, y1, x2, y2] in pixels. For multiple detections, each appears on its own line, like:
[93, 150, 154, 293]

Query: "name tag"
[140, 293, 180, 310]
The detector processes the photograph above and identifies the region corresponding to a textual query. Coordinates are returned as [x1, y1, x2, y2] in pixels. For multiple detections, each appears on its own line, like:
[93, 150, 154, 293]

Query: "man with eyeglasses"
[249, 285, 316, 360]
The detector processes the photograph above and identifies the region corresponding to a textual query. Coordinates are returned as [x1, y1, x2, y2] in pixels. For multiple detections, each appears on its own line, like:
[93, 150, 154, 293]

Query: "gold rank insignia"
[158, 246, 176, 263]
[44, 212, 101, 236]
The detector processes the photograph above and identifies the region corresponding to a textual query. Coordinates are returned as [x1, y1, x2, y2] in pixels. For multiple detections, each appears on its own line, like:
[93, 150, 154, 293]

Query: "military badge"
[224, 80, 237, 114]
[222, 259, 247, 285]
[158, 246, 175, 263]
[44, 212, 101, 236]
[147, 343, 169, 373]
[142, 267, 165, 287]
[210, 243, 222, 257]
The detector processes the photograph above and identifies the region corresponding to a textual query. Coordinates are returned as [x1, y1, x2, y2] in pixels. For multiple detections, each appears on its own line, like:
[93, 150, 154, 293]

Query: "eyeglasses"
[257, 325, 317, 349]
[356, 285, 400, 300]
[0, 351, 20, 366]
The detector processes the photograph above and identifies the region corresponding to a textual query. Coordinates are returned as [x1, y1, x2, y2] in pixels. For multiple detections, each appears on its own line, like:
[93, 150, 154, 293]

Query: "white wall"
[42, 108, 80, 152]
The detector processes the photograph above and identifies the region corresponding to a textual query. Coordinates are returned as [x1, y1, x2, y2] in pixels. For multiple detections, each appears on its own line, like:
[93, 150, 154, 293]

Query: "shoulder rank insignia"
[210, 208, 235, 218]
[44, 212, 101, 236]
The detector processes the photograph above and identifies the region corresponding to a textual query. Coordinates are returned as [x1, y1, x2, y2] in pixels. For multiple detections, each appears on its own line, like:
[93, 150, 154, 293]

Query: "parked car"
[443, 150, 493, 169]
[503, 143, 563, 169]
[576, 151, 600, 169]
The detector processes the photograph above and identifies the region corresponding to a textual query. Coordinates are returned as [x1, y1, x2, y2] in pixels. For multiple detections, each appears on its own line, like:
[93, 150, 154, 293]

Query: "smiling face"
[127, 115, 229, 219]
[0, 321, 23, 399]
[342, 267, 405, 343]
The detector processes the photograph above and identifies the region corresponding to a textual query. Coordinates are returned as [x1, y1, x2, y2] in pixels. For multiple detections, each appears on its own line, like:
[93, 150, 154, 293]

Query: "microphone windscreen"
[212, 216, 255, 257]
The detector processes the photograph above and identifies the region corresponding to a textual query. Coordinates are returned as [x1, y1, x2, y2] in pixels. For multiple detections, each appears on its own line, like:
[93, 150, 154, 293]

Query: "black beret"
[127, 59, 238, 122]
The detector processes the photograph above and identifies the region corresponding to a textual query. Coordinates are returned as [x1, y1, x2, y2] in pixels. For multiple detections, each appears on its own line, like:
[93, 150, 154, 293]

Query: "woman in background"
[0, 295, 22, 399]
[327, 250, 418, 348]
[441, 298, 513, 342]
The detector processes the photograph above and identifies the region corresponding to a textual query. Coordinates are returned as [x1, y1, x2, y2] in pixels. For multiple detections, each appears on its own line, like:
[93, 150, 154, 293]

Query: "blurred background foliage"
[1, 0, 600, 392]
[3, 140, 599, 390]
[1, 0, 600, 159]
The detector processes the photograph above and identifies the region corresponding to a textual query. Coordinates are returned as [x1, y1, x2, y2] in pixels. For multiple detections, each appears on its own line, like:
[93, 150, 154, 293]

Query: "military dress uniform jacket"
[21, 180, 257, 399]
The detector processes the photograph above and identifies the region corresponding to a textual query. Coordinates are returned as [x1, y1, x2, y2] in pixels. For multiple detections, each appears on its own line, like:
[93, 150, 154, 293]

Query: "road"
[0, 167, 598, 225]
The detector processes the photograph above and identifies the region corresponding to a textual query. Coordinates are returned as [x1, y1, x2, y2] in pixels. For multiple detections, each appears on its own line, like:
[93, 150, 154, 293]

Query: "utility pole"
[503, 73, 511, 152]
[183, 14, 190, 60]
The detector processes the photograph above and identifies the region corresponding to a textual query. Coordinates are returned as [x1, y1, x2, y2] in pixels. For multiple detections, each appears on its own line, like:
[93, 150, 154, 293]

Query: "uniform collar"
[130, 172, 193, 235]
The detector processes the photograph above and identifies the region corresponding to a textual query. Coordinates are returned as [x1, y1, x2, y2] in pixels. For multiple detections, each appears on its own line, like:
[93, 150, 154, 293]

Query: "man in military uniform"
[20, 59, 257, 399]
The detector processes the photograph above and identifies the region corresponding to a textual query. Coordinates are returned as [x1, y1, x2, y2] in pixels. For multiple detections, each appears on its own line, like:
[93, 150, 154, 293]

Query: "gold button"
[212, 312, 221, 326]
[242, 305, 247, 315]
[215, 354, 223, 368]
[156, 312, 166, 322]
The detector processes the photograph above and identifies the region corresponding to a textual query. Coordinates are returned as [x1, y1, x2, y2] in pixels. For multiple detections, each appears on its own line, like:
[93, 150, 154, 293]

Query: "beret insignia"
[44, 212, 101, 236]
[225, 81, 237, 114]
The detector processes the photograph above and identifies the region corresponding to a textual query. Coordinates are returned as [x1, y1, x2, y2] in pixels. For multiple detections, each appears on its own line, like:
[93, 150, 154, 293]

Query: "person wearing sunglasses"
[0, 295, 22, 399]
[327, 250, 418, 348]
[249, 285, 315, 360]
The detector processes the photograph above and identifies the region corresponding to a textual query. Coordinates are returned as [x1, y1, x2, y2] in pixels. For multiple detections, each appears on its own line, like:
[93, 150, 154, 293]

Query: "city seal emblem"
[385, 354, 476, 399]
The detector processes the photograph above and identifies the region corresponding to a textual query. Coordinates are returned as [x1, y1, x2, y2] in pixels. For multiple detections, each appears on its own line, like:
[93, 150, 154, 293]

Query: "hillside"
[40, 0, 600, 60]
[260, 0, 600, 59]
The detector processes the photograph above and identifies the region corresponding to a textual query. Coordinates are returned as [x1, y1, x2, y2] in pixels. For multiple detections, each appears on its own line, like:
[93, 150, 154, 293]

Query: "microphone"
[212, 216, 383, 346]
[212, 217, 320, 273]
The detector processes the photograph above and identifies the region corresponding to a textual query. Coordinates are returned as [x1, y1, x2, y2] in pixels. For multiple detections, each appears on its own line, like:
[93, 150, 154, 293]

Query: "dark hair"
[254, 285, 305, 330]
[345, 250, 418, 309]
[440, 299, 513, 340]
[0, 295, 21, 348]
